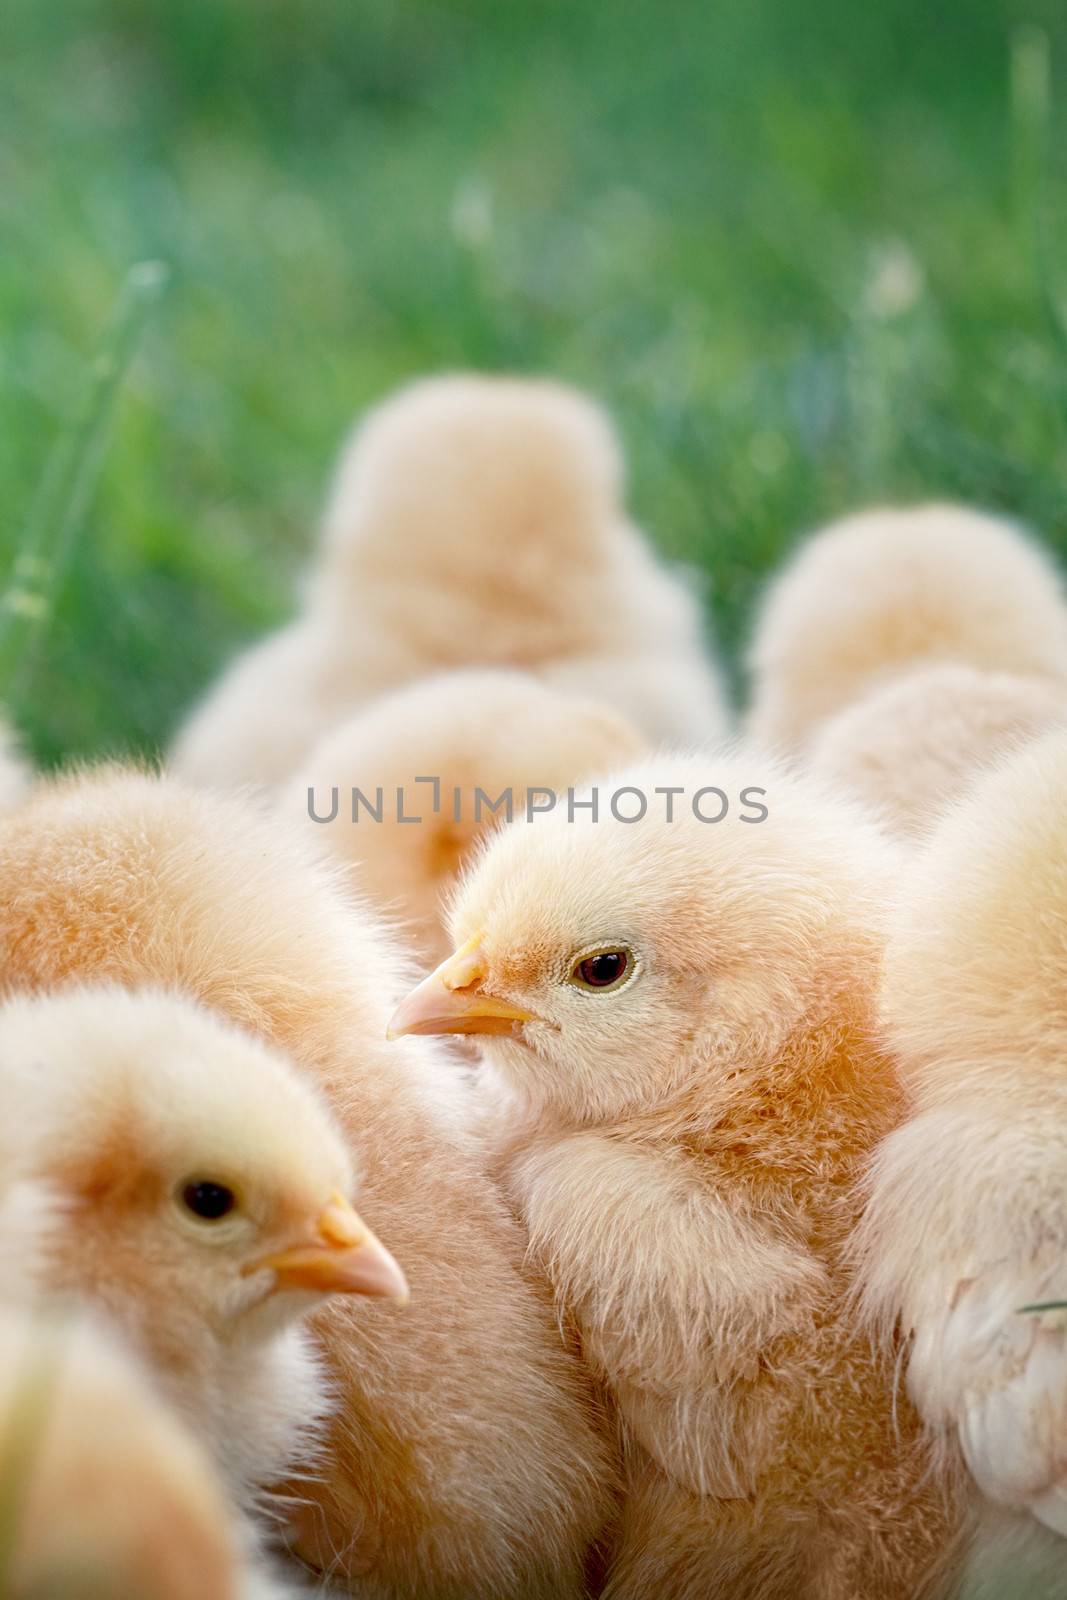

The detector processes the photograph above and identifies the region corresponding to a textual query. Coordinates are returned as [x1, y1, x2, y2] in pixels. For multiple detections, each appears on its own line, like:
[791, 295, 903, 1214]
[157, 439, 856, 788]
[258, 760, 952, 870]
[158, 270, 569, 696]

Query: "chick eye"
[569, 949, 633, 992]
[181, 1181, 236, 1222]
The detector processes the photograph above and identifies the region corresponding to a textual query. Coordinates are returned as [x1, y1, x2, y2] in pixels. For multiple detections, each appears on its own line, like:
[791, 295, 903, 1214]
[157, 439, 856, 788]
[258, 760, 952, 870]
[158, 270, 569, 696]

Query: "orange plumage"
[390, 751, 967, 1598]
[0, 767, 616, 1599]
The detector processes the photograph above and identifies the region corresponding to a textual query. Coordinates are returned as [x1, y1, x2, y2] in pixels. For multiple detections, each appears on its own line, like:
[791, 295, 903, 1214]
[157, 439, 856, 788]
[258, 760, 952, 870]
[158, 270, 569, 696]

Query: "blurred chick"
[0, 983, 406, 1525]
[286, 668, 647, 961]
[172, 373, 728, 787]
[747, 503, 1067, 752]
[809, 663, 1066, 838]
[852, 728, 1067, 1593]
[0, 1306, 252, 1600]
[389, 752, 964, 1599]
[0, 770, 616, 1599]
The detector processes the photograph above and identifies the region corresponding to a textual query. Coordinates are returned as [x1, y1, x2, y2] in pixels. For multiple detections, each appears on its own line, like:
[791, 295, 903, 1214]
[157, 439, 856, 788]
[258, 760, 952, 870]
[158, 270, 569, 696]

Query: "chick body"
[172, 374, 727, 787]
[747, 503, 1067, 752]
[0, 769, 615, 1599]
[287, 668, 647, 961]
[0, 1307, 243, 1600]
[852, 728, 1067, 1592]
[393, 752, 965, 1598]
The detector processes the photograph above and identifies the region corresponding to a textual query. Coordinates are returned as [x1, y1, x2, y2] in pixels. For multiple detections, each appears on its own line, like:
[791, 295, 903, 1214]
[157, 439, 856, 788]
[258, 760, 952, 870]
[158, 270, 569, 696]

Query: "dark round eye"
[570, 949, 633, 992]
[181, 1181, 236, 1222]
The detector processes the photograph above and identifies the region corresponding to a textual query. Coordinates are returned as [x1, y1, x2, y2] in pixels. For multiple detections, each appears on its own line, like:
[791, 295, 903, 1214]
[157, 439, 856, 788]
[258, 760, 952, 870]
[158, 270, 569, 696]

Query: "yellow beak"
[387, 936, 536, 1039]
[246, 1193, 409, 1304]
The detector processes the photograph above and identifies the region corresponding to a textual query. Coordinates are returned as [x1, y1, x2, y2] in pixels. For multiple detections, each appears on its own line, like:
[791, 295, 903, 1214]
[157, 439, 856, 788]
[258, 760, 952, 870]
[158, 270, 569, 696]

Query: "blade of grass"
[0, 259, 170, 709]
[1011, 23, 1050, 239]
[0, 1324, 63, 1592]
[1009, 25, 1067, 383]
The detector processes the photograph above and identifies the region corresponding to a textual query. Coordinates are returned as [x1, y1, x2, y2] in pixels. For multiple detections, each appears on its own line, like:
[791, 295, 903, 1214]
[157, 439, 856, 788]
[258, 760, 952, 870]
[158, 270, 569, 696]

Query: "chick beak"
[387, 935, 537, 1039]
[247, 1193, 409, 1304]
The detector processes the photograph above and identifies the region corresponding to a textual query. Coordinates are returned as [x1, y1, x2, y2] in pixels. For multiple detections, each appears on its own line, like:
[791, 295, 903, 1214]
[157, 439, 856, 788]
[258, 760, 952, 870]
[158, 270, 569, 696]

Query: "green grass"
[5, 0, 1067, 765]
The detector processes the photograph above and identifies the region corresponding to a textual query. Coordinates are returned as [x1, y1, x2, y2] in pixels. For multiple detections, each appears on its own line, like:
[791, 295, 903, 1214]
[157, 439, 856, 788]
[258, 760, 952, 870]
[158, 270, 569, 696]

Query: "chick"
[171, 374, 727, 787]
[0, 769, 616, 1599]
[851, 728, 1067, 1591]
[0, 983, 406, 1525]
[286, 668, 647, 961]
[747, 503, 1067, 752]
[809, 663, 1066, 838]
[0, 1306, 246, 1600]
[389, 752, 964, 1599]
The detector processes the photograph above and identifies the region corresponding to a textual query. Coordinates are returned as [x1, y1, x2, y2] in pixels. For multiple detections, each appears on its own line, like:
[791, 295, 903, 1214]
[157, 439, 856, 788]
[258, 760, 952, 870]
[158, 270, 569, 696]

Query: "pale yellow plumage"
[172, 374, 728, 787]
[0, 769, 616, 1598]
[809, 663, 1066, 837]
[853, 728, 1067, 1593]
[0, 983, 404, 1535]
[0, 1307, 247, 1600]
[747, 502, 1067, 754]
[391, 751, 965, 1599]
[285, 667, 647, 961]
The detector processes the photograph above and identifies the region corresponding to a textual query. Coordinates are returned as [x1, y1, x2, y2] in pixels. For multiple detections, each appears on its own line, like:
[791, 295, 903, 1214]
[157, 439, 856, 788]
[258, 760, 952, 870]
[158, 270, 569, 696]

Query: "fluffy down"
[171, 373, 728, 786]
[390, 751, 965, 1600]
[286, 668, 647, 961]
[0, 1308, 249, 1600]
[852, 728, 1067, 1591]
[746, 503, 1067, 751]
[809, 664, 1066, 838]
[0, 983, 404, 1521]
[0, 769, 615, 1600]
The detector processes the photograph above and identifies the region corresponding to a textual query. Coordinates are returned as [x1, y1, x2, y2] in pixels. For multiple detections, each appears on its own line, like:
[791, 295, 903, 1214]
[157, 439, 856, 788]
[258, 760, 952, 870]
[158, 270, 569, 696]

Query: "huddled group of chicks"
[1, 373, 1066, 1600]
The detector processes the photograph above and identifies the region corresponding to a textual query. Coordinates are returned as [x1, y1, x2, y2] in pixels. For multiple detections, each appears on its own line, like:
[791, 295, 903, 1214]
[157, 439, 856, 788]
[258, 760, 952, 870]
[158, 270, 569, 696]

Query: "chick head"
[0, 985, 408, 1362]
[291, 667, 646, 961]
[809, 664, 1066, 839]
[389, 754, 897, 1123]
[747, 502, 1067, 751]
[314, 373, 631, 665]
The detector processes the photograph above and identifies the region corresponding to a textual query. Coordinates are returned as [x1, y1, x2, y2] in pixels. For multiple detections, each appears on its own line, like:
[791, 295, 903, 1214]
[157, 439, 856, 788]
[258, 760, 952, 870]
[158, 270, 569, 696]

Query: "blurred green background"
[5, 0, 1067, 765]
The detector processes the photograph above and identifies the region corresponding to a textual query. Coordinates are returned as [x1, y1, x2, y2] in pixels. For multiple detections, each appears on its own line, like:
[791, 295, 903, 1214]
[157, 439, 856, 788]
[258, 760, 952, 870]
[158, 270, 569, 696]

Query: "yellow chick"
[747, 503, 1067, 752]
[852, 727, 1067, 1593]
[285, 668, 647, 961]
[389, 752, 964, 1599]
[0, 1306, 247, 1600]
[0, 769, 616, 1599]
[0, 983, 405, 1525]
[809, 663, 1066, 838]
[171, 373, 728, 787]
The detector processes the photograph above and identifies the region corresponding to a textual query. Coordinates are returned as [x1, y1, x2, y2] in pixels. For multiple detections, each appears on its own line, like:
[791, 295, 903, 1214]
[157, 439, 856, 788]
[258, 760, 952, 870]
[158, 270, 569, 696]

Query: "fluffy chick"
[809, 663, 1066, 838]
[286, 668, 647, 961]
[389, 752, 964, 1599]
[172, 373, 727, 787]
[747, 503, 1067, 751]
[851, 728, 1067, 1592]
[0, 1306, 251, 1600]
[0, 770, 616, 1599]
[0, 983, 405, 1524]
